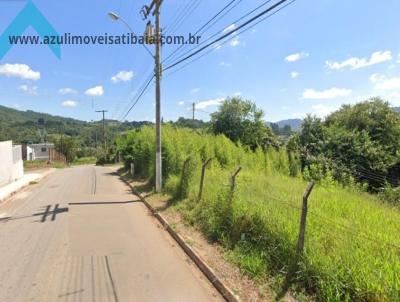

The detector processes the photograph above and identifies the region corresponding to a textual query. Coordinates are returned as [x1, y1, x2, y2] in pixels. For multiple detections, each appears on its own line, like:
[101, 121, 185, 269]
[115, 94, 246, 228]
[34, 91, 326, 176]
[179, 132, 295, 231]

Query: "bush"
[116, 125, 400, 301]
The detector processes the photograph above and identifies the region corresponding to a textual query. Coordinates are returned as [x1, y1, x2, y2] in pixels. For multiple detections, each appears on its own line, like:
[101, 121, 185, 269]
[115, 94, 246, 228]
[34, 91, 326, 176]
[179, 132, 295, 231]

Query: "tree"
[210, 97, 277, 149]
[297, 98, 400, 188]
[54, 136, 76, 163]
[174, 117, 208, 129]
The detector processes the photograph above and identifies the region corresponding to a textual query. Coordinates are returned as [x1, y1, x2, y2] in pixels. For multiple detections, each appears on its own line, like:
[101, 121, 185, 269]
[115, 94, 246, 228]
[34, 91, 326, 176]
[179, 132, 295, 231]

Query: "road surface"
[0, 166, 223, 302]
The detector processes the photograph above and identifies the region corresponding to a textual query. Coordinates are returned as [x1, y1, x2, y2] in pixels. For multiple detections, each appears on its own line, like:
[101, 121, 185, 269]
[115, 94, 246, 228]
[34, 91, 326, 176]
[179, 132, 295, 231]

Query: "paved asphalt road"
[0, 166, 223, 302]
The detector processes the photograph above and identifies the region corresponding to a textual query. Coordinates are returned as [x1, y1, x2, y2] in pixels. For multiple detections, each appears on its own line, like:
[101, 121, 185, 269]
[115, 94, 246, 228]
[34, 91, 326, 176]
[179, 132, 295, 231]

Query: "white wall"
[0, 141, 24, 187]
[12, 145, 24, 181]
[0, 141, 13, 187]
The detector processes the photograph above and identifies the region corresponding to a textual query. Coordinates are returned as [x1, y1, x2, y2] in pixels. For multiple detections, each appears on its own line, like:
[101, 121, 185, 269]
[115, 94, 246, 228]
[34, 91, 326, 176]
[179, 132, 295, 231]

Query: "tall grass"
[117, 126, 400, 301]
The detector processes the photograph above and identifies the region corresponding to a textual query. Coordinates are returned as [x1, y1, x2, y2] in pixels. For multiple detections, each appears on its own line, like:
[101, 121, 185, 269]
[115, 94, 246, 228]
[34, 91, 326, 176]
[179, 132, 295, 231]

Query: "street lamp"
[108, 12, 119, 21]
[107, 12, 154, 58]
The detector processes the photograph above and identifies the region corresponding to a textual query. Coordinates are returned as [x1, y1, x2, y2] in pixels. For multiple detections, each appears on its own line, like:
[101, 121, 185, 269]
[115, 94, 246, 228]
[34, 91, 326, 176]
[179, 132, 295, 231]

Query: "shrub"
[116, 125, 400, 300]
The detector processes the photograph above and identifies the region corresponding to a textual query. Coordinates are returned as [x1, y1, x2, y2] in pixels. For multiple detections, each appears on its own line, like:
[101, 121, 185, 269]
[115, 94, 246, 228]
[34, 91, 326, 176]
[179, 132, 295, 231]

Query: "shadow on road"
[68, 200, 140, 206]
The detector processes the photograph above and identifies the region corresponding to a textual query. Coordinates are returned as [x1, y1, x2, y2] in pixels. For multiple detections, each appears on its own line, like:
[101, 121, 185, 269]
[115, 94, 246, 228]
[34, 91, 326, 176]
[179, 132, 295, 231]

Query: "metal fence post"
[198, 158, 212, 200]
[276, 181, 314, 301]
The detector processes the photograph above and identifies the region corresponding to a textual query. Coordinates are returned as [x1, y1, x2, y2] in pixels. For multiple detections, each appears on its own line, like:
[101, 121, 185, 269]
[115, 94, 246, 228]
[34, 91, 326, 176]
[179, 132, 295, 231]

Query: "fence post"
[297, 181, 314, 253]
[229, 166, 242, 196]
[177, 157, 191, 199]
[130, 162, 135, 176]
[276, 181, 314, 301]
[198, 158, 212, 200]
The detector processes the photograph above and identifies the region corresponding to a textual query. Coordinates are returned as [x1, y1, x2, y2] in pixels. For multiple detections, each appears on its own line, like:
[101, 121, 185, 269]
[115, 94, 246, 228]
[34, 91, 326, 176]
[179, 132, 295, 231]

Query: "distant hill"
[392, 107, 400, 113]
[0, 105, 146, 144]
[274, 119, 303, 130]
[0, 105, 85, 125]
[267, 118, 303, 132]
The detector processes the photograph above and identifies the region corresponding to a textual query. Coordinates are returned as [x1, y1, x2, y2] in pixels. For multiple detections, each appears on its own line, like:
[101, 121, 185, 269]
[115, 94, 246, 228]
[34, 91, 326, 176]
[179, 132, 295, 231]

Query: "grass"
[71, 156, 97, 166]
[24, 156, 97, 171]
[117, 125, 400, 301]
[24, 159, 66, 170]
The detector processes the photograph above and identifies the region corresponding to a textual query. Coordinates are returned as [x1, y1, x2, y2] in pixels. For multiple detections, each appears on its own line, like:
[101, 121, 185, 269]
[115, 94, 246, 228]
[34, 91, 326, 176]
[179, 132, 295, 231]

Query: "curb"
[0, 169, 54, 204]
[120, 173, 240, 302]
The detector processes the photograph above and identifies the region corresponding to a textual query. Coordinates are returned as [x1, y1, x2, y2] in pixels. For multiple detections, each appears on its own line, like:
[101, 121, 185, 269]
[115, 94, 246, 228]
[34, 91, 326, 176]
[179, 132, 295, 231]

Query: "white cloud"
[230, 36, 240, 47]
[302, 87, 352, 99]
[223, 24, 236, 33]
[389, 92, 400, 98]
[326, 50, 392, 71]
[311, 104, 336, 117]
[85, 86, 104, 96]
[58, 87, 77, 95]
[111, 70, 134, 83]
[219, 61, 232, 67]
[178, 101, 185, 106]
[285, 52, 309, 62]
[291, 71, 299, 78]
[292, 112, 305, 119]
[369, 73, 384, 83]
[196, 98, 224, 110]
[18, 84, 38, 95]
[372, 75, 400, 90]
[190, 88, 200, 94]
[0, 63, 40, 80]
[13, 104, 21, 109]
[233, 92, 241, 97]
[61, 100, 78, 107]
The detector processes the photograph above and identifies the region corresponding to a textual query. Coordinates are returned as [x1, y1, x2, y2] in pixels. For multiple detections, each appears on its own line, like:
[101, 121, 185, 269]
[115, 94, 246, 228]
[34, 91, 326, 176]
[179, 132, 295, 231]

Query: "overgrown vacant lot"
[117, 126, 400, 301]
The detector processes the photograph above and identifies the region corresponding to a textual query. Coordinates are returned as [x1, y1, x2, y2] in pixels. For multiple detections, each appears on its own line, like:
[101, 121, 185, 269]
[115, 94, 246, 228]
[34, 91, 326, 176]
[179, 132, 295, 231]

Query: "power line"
[163, 0, 189, 31]
[169, 0, 202, 35]
[164, 0, 273, 65]
[163, 0, 241, 64]
[163, 0, 193, 34]
[164, 0, 293, 72]
[116, 71, 154, 121]
[121, 74, 155, 121]
[164, 0, 295, 80]
[164, 0, 201, 36]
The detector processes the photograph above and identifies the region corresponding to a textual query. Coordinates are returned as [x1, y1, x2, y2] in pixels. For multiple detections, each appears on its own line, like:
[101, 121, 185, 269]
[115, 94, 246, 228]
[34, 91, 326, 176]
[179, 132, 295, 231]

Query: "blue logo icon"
[0, 0, 61, 59]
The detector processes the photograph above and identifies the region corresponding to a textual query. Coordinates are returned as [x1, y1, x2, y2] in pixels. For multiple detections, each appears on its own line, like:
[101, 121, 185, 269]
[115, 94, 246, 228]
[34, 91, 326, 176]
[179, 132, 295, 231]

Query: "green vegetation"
[0, 104, 149, 149]
[117, 123, 400, 301]
[294, 98, 400, 194]
[71, 156, 97, 166]
[23, 159, 67, 170]
[210, 97, 278, 149]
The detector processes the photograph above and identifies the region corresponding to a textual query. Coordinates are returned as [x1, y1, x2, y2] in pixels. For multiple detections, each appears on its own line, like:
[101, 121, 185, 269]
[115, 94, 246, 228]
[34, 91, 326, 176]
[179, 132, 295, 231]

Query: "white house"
[29, 143, 54, 161]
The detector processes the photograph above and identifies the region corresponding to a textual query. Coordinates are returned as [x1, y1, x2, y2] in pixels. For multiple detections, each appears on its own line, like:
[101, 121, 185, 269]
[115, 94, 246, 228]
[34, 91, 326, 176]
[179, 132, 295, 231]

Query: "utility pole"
[95, 110, 108, 150]
[192, 102, 195, 120]
[142, 0, 163, 192]
[155, 0, 162, 193]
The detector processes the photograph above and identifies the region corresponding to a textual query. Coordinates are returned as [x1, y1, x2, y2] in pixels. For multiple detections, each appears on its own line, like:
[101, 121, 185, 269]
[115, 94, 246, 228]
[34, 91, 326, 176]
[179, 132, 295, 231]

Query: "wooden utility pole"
[95, 110, 108, 150]
[192, 102, 195, 120]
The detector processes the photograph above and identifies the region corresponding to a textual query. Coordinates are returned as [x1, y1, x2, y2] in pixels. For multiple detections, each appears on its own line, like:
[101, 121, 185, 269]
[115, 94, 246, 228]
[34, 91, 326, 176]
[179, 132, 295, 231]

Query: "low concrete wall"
[0, 141, 13, 187]
[12, 145, 24, 181]
[0, 141, 24, 187]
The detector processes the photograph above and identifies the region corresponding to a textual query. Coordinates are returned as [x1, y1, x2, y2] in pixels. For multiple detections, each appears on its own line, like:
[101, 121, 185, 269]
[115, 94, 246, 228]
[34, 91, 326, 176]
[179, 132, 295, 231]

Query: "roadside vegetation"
[117, 97, 400, 301]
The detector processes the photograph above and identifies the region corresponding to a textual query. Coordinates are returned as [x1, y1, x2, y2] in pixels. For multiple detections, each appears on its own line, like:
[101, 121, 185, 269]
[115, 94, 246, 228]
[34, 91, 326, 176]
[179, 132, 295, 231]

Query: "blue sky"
[0, 0, 400, 123]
